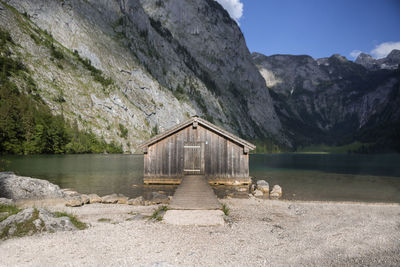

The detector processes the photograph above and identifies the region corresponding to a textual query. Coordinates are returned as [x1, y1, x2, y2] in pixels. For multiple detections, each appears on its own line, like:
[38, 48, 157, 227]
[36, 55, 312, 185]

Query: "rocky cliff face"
[252, 51, 400, 150]
[355, 50, 400, 70]
[1, 0, 287, 153]
[139, 0, 283, 140]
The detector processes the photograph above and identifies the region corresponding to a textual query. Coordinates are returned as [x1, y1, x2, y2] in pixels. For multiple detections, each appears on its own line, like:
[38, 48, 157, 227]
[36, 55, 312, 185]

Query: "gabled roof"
[138, 116, 256, 150]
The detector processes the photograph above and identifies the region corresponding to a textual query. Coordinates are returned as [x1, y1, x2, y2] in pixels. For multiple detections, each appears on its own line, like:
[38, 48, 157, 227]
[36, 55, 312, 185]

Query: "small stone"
[88, 194, 102, 203]
[117, 194, 129, 204]
[270, 185, 282, 199]
[253, 189, 264, 198]
[256, 180, 269, 197]
[101, 194, 119, 204]
[128, 196, 143, 206]
[65, 196, 83, 207]
[80, 194, 90, 204]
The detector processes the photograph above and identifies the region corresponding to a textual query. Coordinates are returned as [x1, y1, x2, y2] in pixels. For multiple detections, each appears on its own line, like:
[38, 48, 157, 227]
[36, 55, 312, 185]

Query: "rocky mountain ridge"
[355, 49, 400, 70]
[1, 0, 287, 154]
[252, 51, 400, 151]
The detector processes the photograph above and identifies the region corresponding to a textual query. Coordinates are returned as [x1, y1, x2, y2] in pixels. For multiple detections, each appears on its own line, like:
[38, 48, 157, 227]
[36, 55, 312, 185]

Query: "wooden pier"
[169, 175, 221, 210]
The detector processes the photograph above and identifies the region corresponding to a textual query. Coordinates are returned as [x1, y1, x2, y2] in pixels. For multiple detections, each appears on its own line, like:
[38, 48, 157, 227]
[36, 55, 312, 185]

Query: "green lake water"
[1, 153, 400, 202]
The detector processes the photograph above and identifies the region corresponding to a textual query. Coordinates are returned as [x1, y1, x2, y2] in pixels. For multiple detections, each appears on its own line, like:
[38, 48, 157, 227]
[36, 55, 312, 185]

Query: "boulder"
[128, 196, 144, 206]
[256, 180, 269, 197]
[270, 185, 282, 199]
[0, 197, 14, 205]
[37, 209, 77, 232]
[65, 196, 83, 207]
[80, 194, 90, 204]
[0, 172, 64, 200]
[88, 194, 102, 203]
[150, 192, 169, 204]
[0, 208, 77, 239]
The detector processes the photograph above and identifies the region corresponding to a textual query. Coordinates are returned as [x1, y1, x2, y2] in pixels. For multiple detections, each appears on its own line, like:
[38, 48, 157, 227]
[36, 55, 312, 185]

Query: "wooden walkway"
[169, 175, 221, 210]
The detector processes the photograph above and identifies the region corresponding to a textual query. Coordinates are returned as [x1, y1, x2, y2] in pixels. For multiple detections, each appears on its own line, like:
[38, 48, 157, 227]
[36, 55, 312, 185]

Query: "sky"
[215, 0, 400, 60]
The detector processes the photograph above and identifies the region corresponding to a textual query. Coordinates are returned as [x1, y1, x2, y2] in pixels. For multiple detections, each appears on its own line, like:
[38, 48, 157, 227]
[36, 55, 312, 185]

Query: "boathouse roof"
[138, 116, 256, 150]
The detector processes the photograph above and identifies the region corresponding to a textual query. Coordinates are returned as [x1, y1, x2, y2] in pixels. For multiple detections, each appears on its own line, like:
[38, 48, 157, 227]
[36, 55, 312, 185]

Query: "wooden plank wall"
[144, 125, 249, 179]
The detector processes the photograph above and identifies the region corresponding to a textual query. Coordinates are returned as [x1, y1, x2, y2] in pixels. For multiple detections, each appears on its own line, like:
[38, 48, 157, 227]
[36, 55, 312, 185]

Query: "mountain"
[1, 0, 398, 154]
[0, 0, 287, 154]
[355, 50, 400, 70]
[252, 51, 400, 152]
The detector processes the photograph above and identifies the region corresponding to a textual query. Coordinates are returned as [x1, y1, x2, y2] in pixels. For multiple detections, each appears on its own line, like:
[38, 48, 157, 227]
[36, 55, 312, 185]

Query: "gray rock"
[37, 209, 77, 232]
[0, 172, 64, 200]
[270, 185, 282, 199]
[101, 193, 129, 204]
[101, 194, 119, 204]
[256, 180, 270, 197]
[0, 208, 77, 238]
[80, 194, 90, 204]
[65, 196, 83, 207]
[150, 192, 169, 204]
[0, 197, 14, 205]
[128, 196, 144, 206]
[88, 194, 102, 203]
[117, 194, 129, 204]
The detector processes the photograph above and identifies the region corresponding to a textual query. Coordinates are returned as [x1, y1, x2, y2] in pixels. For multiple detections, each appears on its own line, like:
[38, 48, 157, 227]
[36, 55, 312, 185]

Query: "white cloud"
[349, 50, 362, 59]
[215, 0, 244, 22]
[370, 41, 400, 59]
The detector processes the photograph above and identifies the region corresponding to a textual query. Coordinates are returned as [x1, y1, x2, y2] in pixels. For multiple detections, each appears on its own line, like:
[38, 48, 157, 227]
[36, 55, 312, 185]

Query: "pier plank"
[169, 175, 221, 210]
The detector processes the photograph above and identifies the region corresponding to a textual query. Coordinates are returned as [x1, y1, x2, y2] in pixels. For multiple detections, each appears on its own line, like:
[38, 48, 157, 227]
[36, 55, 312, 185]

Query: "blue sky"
[216, 0, 400, 59]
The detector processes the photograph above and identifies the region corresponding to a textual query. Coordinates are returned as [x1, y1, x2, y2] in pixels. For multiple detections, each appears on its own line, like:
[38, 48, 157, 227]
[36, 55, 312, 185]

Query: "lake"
[1, 153, 400, 203]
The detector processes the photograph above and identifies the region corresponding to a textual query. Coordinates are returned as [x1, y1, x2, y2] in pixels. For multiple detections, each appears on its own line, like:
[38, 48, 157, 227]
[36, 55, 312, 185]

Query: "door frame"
[183, 141, 205, 175]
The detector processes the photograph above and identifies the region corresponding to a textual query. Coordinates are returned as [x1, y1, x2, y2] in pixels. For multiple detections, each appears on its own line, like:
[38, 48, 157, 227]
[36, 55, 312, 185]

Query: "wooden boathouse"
[138, 116, 256, 185]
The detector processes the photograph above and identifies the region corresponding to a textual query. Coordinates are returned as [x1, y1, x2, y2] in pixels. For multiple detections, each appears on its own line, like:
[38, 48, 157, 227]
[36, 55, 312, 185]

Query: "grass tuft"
[97, 218, 112, 223]
[54, 211, 87, 230]
[222, 204, 230, 216]
[0, 204, 21, 222]
[150, 206, 168, 221]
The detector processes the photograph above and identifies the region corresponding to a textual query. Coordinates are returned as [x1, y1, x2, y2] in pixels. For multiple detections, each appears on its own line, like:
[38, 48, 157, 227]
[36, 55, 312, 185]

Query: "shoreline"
[1, 198, 399, 266]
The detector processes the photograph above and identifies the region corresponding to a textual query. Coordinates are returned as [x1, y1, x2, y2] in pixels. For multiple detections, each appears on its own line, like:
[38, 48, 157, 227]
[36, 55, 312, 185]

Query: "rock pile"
[250, 179, 282, 200]
[63, 192, 164, 207]
[0, 172, 168, 207]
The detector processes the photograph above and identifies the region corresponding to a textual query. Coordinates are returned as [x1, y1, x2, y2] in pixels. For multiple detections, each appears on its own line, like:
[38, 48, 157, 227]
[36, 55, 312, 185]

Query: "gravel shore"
[1, 199, 399, 266]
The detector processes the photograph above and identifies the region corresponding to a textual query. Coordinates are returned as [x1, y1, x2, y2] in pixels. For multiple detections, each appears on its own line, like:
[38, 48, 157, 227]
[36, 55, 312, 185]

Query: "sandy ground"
[1, 199, 400, 266]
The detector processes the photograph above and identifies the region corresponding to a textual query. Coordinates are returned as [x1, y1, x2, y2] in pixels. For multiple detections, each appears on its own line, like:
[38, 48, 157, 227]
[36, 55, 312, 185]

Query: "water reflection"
[2, 153, 400, 202]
